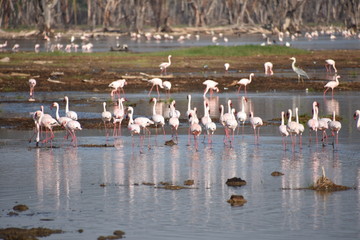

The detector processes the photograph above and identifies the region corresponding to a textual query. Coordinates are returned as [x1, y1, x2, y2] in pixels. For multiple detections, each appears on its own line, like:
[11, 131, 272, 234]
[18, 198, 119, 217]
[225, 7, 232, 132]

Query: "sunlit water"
[0, 90, 360, 239]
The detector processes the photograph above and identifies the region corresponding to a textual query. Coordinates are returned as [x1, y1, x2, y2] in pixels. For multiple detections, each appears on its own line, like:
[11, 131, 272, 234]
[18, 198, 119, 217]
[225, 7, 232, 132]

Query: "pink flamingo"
[224, 63, 230, 73]
[113, 98, 126, 137]
[109, 79, 127, 98]
[237, 73, 254, 96]
[203, 80, 219, 97]
[224, 108, 238, 146]
[286, 109, 299, 148]
[148, 78, 163, 97]
[307, 101, 320, 144]
[295, 107, 305, 146]
[279, 111, 289, 149]
[162, 80, 172, 98]
[353, 110, 360, 131]
[189, 112, 202, 151]
[324, 75, 340, 97]
[159, 55, 172, 74]
[325, 59, 337, 73]
[127, 107, 143, 152]
[28, 78, 36, 101]
[264, 62, 273, 75]
[38, 108, 60, 146]
[169, 100, 180, 142]
[65, 120, 82, 147]
[64, 96, 78, 120]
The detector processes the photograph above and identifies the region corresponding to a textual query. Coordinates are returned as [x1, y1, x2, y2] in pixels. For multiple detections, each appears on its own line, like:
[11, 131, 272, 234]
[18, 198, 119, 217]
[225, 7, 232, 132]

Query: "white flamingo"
[148, 78, 164, 97]
[236, 96, 247, 133]
[203, 80, 219, 97]
[28, 78, 37, 100]
[237, 73, 254, 95]
[65, 120, 82, 147]
[109, 79, 127, 97]
[101, 102, 112, 139]
[279, 111, 289, 149]
[325, 59, 337, 73]
[168, 100, 180, 142]
[159, 55, 172, 74]
[64, 96, 78, 120]
[264, 62, 274, 75]
[329, 111, 341, 145]
[150, 97, 166, 136]
[189, 112, 202, 151]
[307, 101, 319, 144]
[287, 109, 299, 147]
[51, 102, 72, 127]
[295, 107, 305, 146]
[249, 111, 263, 144]
[324, 75, 340, 97]
[224, 108, 238, 146]
[113, 97, 126, 137]
[126, 107, 143, 150]
[162, 80, 172, 98]
[224, 63, 230, 73]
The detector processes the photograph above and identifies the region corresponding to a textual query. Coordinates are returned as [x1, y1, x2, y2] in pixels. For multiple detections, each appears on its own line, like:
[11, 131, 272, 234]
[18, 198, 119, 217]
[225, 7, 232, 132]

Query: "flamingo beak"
[244, 97, 248, 102]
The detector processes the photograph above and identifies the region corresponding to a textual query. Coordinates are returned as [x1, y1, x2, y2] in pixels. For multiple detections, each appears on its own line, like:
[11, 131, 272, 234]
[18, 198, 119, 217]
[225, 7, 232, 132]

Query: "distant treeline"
[0, 0, 359, 35]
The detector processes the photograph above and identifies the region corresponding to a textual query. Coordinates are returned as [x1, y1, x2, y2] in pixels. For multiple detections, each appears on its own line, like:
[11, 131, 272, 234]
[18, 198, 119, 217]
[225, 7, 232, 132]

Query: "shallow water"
[1, 33, 359, 53]
[0, 91, 360, 239]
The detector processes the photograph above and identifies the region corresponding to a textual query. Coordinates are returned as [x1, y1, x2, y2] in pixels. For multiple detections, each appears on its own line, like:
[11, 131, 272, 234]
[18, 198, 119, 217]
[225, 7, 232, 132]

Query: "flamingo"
[249, 111, 263, 144]
[290, 57, 309, 82]
[0, 41, 7, 49]
[329, 111, 341, 145]
[28, 78, 36, 100]
[236, 96, 247, 134]
[64, 96, 78, 120]
[169, 100, 180, 118]
[37, 109, 60, 146]
[101, 102, 112, 139]
[168, 100, 180, 142]
[201, 100, 216, 144]
[159, 55, 172, 74]
[279, 111, 289, 149]
[148, 78, 164, 97]
[353, 110, 360, 131]
[150, 97, 166, 136]
[113, 97, 126, 137]
[201, 100, 212, 127]
[287, 109, 300, 148]
[109, 79, 127, 98]
[325, 59, 337, 73]
[189, 112, 202, 151]
[295, 107, 305, 146]
[126, 107, 143, 150]
[224, 63, 230, 73]
[29, 109, 43, 146]
[162, 80, 172, 98]
[264, 62, 274, 75]
[12, 44, 19, 51]
[224, 108, 238, 146]
[51, 102, 72, 127]
[203, 80, 219, 97]
[237, 73, 254, 95]
[186, 95, 198, 124]
[220, 100, 233, 132]
[324, 75, 340, 97]
[307, 101, 320, 144]
[34, 44, 40, 52]
[65, 120, 82, 147]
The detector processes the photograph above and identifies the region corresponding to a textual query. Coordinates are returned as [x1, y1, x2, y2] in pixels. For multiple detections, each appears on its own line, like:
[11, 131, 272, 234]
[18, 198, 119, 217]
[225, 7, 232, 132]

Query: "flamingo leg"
[148, 85, 155, 96]
[237, 86, 242, 94]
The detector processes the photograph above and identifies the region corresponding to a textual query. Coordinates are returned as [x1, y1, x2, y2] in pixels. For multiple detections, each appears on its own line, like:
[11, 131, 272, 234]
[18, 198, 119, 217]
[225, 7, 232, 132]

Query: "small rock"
[227, 195, 247, 206]
[113, 230, 125, 237]
[226, 177, 246, 187]
[13, 204, 29, 212]
[165, 139, 177, 146]
[0, 57, 10, 62]
[184, 179, 194, 186]
[271, 171, 284, 176]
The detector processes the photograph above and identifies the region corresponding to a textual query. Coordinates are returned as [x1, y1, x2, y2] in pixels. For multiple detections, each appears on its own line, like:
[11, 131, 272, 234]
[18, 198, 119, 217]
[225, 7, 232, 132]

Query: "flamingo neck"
[152, 100, 157, 115]
[281, 112, 285, 125]
[55, 104, 60, 120]
[187, 96, 191, 111]
[168, 56, 171, 64]
[295, 108, 299, 123]
[227, 101, 231, 113]
[288, 110, 292, 122]
[65, 98, 69, 112]
[103, 102, 107, 112]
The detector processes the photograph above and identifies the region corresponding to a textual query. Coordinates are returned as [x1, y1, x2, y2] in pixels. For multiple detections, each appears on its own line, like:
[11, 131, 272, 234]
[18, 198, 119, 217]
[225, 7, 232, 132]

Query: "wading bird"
[203, 80, 219, 97]
[264, 62, 274, 75]
[64, 96, 78, 120]
[324, 75, 340, 97]
[147, 78, 163, 97]
[159, 55, 172, 74]
[329, 111, 341, 145]
[290, 57, 309, 82]
[279, 111, 289, 149]
[325, 59, 337, 73]
[28, 78, 37, 101]
[237, 73, 254, 96]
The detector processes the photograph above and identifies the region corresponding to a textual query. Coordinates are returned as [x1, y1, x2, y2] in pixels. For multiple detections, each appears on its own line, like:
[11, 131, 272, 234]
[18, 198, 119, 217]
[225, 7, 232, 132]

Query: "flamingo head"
[244, 97, 248, 102]
[354, 111, 360, 119]
[290, 57, 295, 61]
[214, 87, 220, 93]
[149, 97, 156, 103]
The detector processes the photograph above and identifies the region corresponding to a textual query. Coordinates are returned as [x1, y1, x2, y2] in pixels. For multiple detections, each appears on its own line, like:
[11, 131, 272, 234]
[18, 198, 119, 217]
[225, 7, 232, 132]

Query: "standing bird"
[237, 73, 254, 96]
[65, 120, 82, 147]
[189, 112, 202, 151]
[162, 80, 172, 98]
[279, 111, 289, 149]
[12, 44, 19, 51]
[203, 80, 219, 97]
[307, 101, 320, 144]
[328, 111, 341, 145]
[38, 109, 60, 146]
[325, 59, 337, 73]
[108, 79, 127, 98]
[147, 78, 164, 97]
[224, 108, 238, 146]
[295, 107, 305, 146]
[150, 97, 166, 136]
[113, 97, 126, 137]
[236, 96, 247, 133]
[286, 109, 299, 147]
[290, 57, 309, 83]
[51, 102, 72, 128]
[264, 62, 274, 75]
[324, 75, 340, 97]
[224, 63, 230, 73]
[28, 78, 37, 101]
[249, 111, 263, 144]
[159, 55, 172, 75]
[126, 107, 142, 150]
[64, 96, 78, 120]
[168, 100, 180, 142]
[353, 110, 360, 131]
[101, 102, 112, 139]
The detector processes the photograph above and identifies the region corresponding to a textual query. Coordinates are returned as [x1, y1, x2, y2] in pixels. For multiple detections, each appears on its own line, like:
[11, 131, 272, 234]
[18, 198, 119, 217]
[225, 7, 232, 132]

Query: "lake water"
[1, 90, 360, 239]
